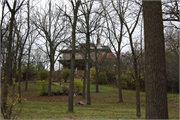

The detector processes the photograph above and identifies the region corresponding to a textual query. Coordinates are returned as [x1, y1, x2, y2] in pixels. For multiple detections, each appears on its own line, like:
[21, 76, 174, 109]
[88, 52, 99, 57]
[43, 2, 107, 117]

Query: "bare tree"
[25, 27, 37, 91]
[143, 1, 168, 119]
[162, 0, 179, 21]
[15, 0, 30, 103]
[24, 0, 38, 91]
[77, 0, 104, 102]
[164, 26, 179, 54]
[90, 34, 110, 92]
[32, 1, 69, 96]
[102, 0, 127, 102]
[122, 1, 142, 118]
[58, 0, 81, 112]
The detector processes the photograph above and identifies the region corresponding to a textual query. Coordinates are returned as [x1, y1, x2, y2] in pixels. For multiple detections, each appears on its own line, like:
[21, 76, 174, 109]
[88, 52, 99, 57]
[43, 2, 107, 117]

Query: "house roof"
[93, 52, 116, 62]
[60, 42, 110, 53]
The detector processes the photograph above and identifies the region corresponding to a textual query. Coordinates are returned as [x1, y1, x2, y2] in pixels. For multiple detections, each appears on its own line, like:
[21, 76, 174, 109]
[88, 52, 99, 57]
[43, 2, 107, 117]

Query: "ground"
[2, 71, 179, 119]
[15, 81, 179, 119]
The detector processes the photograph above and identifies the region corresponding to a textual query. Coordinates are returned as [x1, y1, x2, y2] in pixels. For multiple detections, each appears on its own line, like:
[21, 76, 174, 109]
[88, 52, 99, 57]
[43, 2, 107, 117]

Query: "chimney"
[97, 38, 100, 45]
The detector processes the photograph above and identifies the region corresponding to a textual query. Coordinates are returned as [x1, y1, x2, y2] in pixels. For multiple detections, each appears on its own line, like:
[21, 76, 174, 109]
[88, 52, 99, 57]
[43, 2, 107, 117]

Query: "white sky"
[0, 0, 179, 71]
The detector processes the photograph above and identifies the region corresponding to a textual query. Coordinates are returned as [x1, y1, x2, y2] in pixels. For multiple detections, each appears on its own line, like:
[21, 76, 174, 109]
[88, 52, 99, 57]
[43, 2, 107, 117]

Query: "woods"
[1, 0, 179, 119]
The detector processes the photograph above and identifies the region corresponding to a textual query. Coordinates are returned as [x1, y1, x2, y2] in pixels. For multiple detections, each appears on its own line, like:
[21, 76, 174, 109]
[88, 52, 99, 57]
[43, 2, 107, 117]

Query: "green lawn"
[8, 82, 180, 119]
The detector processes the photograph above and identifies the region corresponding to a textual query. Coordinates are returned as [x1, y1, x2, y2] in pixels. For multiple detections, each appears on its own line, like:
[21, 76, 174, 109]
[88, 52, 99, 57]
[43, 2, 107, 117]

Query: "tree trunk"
[18, 58, 22, 103]
[95, 47, 99, 92]
[48, 66, 52, 96]
[3, 9, 15, 112]
[82, 56, 86, 99]
[86, 32, 91, 105]
[68, 1, 81, 112]
[25, 48, 31, 91]
[95, 68, 99, 92]
[129, 35, 141, 118]
[51, 52, 55, 71]
[25, 0, 30, 91]
[133, 57, 141, 118]
[143, 1, 168, 119]
[48, 51, 53, 96]
[117, 52, 123, 102]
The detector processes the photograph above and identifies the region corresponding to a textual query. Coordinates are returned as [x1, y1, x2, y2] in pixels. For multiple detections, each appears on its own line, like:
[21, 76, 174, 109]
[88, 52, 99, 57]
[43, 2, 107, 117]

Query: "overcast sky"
[0, 0, 179, 71]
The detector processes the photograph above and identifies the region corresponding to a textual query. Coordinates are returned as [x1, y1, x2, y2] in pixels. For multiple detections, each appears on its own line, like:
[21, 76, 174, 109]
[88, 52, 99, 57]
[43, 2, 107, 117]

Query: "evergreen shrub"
[61, 68, 70, 83]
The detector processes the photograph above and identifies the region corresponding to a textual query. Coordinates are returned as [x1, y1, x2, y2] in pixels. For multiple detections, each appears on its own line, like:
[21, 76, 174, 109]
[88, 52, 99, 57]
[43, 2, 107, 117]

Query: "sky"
[0, 0, 179, 71]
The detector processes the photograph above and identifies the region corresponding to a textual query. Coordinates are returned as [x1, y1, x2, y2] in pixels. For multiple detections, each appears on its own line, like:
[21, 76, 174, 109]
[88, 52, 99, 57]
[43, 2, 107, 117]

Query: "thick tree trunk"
[143, 1, 168, 119]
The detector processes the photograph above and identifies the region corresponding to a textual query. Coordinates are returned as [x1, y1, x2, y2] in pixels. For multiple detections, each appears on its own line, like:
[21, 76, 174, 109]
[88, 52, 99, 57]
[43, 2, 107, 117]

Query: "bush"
[101, 68, 116, 83]
[74, 79, 83, 93]
[1, 79, 26, 119]
[115, 69, 144, 90]
[15, 71, 23, 82]
[36, 80, 48, 96]
[38, 70, 49, 80]
[90, 67, 108, 84]
[61, 68, 70, 83]
[21, 63, 37, 80]
[90, 67, 96, 80]
[115, 74, 128, 89]
[98, 71, 107, 84]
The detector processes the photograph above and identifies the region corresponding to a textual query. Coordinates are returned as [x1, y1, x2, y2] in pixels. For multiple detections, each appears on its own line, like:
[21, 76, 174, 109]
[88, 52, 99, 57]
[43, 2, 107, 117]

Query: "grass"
[8, 81, 180, 119]
[61, 82, 118, 91]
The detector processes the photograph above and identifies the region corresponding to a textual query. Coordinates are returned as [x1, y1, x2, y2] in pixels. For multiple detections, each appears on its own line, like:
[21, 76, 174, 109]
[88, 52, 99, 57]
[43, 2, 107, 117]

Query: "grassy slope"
[14, 82, 179, 119]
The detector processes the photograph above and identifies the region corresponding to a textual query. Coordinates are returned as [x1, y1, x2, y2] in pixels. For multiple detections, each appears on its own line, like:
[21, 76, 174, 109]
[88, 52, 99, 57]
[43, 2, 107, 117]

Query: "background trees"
[164, 26, 179, 93]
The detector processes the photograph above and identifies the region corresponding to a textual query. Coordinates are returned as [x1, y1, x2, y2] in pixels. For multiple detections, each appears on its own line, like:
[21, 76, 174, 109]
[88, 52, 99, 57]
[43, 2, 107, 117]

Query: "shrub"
[38, 70, 49, 80]
[21, 63, 37, 80]
[1, 79, 26, 119]
[90, 67, 96, 80]
[61, 68, 70, 83]
[115, 74, 128, 89]
[90, 67, 108, 84]
[74, 79, 83, 93]
[15, 71, 23, 82]
[101, 68, 116, 83]
[115, 69, 143, 89]
[36, 80, 48, 96]
[98, 71, 107, 84]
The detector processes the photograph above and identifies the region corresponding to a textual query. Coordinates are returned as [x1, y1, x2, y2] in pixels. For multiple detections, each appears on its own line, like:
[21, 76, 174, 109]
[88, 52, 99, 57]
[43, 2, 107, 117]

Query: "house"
[58, 38, 116, 70]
